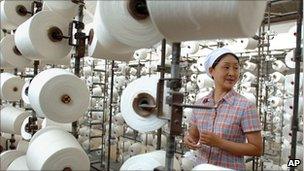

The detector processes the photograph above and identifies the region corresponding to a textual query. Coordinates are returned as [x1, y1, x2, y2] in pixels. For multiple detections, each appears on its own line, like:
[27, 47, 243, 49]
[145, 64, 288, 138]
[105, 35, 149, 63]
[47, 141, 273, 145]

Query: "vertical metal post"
[8, 68, 19, 150]
[289, 1, 302, 171]
[260, 22, 267, 171]
[32, 60, 39, 122]
[260, 2, 272, 170]
[156, 39, 166, 150]
[72, 2, 85, 138]
[27, 60, 39, 137]
[256, 32, 262, 127]
[101, 60, 108, 169]
[255, 25, 262, 171]
[11, 65, 17, 149]
[107, 61, 115, 171]
[165, 42, 181, 171]
[13, 68, 18, 107]
[73, 2, 84, 77]
[265, 1, 271, 137]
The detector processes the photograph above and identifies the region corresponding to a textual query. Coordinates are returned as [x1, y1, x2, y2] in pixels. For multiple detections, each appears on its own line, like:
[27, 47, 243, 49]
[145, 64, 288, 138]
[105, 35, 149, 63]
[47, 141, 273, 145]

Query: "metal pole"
[256, 25, 263, 171]
[259, 2, 272, 170]
[165, 42, 181, 171]
[289, 1, 302, 171]
[73, 2, 84, 77]
[10, 69, 18, 150]
[260, 21, 267, 171]
[72, 2, 85, 138]
[27, 60, 39, 137]
[156, 39, 166, 150]
[32, 60, 39, 122]
[100, 60, 108, 169]
[107, 61, 115, 171]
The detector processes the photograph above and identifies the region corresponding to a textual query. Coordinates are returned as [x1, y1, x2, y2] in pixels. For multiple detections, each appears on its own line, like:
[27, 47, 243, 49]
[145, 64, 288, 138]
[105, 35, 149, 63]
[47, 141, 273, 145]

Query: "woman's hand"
[199, 131, 223, 148]
[184, 133, 200, 150]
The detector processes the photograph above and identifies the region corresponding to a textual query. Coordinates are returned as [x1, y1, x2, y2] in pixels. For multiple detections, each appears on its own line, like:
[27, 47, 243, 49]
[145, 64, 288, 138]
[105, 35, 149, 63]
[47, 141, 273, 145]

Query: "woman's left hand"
[199, 132, 223, 148]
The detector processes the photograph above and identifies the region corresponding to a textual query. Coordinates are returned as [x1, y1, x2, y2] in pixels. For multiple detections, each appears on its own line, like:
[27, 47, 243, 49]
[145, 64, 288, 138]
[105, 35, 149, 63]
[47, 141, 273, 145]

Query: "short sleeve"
[190, 98, 203, 126]
[241, 103, 261, 133]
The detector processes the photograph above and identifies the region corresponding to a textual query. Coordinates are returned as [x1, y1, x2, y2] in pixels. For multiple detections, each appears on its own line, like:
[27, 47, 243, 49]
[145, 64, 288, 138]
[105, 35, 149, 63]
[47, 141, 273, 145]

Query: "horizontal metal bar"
[90, 122, 103, 125]
[128, 63, 145, 67]
[93, 69, 106, 72]
[90, 160, 102, 164]
[91, 96, 104, 98]
[89, 109, 103, 112]
[90, 148, 102, 152]
[121, 135, 141, 142]
[90, 135, 102, 139]
[270, 0, 293, 5]
[92, 82, 105, 86]
[159, 78, 181, 81]
[265, 11, 298, 23]
[173, 103, 216, 109]
[21, 74, 34, 78]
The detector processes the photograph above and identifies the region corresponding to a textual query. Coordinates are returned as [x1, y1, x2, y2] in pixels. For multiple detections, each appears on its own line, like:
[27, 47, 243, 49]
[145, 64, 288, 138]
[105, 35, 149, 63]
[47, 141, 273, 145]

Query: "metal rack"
[86, 59, 108, 171]
[0, 1, 302, 171]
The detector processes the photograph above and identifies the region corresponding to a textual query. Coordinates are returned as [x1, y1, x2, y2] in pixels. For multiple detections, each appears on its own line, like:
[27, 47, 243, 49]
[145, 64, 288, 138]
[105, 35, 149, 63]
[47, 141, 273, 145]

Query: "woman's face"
[209, 54, 240, 91]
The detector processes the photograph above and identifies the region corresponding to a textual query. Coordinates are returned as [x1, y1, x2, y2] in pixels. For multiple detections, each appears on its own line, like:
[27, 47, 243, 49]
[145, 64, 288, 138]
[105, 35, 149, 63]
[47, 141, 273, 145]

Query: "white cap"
[204, 48, 237, 78]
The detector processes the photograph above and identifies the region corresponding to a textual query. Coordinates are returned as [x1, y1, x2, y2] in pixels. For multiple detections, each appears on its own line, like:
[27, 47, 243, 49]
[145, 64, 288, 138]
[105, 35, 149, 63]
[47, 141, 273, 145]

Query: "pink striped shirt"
[191, 89, 261, 170]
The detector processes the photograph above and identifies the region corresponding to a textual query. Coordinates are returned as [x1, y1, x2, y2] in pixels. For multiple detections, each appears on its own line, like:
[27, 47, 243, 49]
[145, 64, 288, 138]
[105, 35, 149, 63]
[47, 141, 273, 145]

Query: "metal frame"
[289, 1, 302, 171]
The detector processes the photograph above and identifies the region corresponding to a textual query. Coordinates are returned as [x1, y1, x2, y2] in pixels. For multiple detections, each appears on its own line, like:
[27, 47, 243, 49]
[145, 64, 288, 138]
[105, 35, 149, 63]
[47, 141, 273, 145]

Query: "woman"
[184, 48, 262, 170]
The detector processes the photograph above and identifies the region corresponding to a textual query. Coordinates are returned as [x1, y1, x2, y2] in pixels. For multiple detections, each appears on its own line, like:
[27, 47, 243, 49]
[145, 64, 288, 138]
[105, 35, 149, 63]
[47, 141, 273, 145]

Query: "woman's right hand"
[184, 133, 201, 150]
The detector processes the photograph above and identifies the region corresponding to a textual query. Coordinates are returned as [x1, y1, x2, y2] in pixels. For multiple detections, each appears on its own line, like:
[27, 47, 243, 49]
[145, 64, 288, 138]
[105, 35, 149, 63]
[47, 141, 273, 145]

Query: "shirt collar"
[222, 89, 237, 105]
[202, 89, 236, 105]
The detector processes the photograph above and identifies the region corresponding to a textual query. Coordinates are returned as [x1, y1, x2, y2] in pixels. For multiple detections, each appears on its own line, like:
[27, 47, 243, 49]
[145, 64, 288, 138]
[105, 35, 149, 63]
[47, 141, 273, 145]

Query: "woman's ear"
[209, 67, 214, 78]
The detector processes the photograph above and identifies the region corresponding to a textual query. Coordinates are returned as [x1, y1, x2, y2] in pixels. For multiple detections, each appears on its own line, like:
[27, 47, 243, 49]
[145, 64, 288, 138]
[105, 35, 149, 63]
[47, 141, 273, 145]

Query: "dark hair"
[211, 53, 239, 68]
